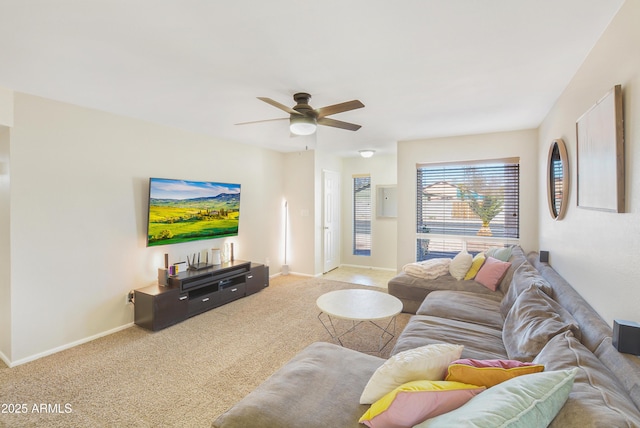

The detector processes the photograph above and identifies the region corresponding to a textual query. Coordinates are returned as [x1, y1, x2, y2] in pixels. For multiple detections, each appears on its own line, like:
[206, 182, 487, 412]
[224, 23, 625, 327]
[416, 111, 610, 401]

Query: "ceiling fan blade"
[317, 117, 362, 131]
[235, 117, 288, 126]
[257, 97, 302, 115]
[315, 100, 364, 118]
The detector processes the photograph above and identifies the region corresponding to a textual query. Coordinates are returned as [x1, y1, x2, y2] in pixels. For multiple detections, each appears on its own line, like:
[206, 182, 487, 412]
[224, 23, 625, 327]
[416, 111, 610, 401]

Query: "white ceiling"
[0, 1, 625, 157]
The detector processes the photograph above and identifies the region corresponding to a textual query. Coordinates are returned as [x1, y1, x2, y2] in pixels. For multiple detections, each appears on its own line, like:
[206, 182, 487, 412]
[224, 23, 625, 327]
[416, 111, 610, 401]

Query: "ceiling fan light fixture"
[289, 115, 317, 135]
[359, 149, 376, 158]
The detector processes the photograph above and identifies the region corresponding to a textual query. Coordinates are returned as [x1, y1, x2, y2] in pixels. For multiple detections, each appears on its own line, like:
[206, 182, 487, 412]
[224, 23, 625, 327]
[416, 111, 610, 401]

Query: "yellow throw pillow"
[445, 358, 544, 388]
[464, 253, 486, 280]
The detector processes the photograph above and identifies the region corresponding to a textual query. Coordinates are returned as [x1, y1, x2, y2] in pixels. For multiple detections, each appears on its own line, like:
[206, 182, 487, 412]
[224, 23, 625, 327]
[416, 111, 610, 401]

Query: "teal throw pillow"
[486, 246, 513, 262]
[414, 368, 577, 428]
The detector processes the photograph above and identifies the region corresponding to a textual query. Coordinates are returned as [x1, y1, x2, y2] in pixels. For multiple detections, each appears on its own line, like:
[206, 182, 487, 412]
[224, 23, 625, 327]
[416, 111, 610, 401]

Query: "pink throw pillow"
[474, 256, 511, 291]
[359, 380, 485, 428]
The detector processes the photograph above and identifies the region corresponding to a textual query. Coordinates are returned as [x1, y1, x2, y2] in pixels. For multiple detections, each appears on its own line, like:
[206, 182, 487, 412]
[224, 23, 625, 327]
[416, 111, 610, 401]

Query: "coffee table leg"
[318, 312, 396, 354]
[369, 315, 397, 353]
[318, 312, 364, 347]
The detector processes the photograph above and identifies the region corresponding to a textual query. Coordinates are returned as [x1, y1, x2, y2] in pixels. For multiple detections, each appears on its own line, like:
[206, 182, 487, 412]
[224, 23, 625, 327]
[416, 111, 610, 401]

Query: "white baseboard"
[338, 264, 397, 272]
[271, 271, 315, 278]
[288, 271, 314, 278]
[6, 322, 134, 368]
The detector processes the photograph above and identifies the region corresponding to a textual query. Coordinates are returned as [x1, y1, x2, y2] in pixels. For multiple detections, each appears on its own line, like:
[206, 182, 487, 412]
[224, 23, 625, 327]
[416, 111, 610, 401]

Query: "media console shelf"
[134, 260, 268, 331]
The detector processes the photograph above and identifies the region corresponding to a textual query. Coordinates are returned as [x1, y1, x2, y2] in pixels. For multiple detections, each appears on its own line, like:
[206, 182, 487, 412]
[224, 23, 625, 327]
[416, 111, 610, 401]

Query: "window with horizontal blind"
[353, 174, 371, 256]
[416, 159, 519, 261]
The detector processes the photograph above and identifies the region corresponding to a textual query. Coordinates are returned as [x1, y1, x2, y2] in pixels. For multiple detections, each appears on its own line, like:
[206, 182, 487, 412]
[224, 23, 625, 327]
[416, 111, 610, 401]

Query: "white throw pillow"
[359, 343, 464, 404]
[449, 251, 473, 280]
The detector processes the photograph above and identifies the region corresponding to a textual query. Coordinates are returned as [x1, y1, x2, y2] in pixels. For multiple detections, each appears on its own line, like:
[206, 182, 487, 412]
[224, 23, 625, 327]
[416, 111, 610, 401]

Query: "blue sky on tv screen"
[150, 178, 240, 200]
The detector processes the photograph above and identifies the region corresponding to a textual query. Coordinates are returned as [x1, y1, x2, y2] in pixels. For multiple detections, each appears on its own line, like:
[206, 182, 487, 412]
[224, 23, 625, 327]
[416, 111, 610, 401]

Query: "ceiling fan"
[236, 92, 364, 136]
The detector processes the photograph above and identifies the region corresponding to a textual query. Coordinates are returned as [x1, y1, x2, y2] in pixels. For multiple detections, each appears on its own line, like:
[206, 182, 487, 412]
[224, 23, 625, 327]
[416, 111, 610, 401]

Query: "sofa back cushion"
[527, 252, 612, 353]
[500, 261, 553, 319]
[527, 252, 640, 416]
[595, 336, 640, 414]
[496, 245, 527, 294]
[534, 331, 640, 427]
[503, 285, 581, 361]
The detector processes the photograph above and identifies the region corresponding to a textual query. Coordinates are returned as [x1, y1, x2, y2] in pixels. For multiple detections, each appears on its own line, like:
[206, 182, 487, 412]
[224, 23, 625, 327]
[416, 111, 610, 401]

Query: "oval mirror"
[547, 139, 569, 220]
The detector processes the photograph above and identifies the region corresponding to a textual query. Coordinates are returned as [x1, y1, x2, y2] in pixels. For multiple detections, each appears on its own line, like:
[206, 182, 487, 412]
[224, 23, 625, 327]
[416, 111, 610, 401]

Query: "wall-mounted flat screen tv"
[146, 178, 241, 247]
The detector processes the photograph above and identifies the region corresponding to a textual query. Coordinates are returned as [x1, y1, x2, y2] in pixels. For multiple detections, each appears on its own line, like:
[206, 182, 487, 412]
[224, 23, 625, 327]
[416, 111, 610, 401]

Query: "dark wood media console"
[134, 260, 269, 331]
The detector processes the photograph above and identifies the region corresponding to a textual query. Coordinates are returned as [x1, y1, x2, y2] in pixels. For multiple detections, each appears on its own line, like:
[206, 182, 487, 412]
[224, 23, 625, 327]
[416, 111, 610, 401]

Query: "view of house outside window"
[416, 159, 520, 261]
[353, 174, 371, 256]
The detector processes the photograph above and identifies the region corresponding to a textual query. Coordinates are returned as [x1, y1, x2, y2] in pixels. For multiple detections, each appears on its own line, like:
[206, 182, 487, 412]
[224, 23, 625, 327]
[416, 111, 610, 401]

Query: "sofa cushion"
[445, 358, 544, 388]
[392, 315, 508, 360]
[495, 245, 527, 294]
[388, 272, 503, 314]
[212, 342, 384, 428]
[503, 284, 581, 361]
[360, 343, 463, 404]
[500, 260, 553, 319]
[359, 380, 485, 428]
[534, 331, 640, 427]
[415, 368, 577, 428]
[417, 290, 503, 330]
[474, 257, 512, 291]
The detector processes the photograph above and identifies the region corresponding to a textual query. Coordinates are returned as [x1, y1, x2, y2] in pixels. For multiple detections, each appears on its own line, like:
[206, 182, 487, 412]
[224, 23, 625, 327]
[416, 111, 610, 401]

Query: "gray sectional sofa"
[212, 247, 640, 427]
[387, 247, 520, 315]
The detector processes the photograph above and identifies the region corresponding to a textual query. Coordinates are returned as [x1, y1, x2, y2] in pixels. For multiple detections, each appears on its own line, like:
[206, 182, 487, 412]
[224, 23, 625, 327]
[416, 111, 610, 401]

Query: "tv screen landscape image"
[146, 178, 241, 247]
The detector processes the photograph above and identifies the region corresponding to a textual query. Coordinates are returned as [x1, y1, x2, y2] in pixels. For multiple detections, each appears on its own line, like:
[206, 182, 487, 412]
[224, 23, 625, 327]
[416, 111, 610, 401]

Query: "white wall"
[0, 86, 13, 127]
[397, 129, 539, 270]
[0, 125, 11, 365]
[283, 150, 316, 276]
[538, 0, 640, 325]
[8, 93, 286, 364]
[341, 154, 398, 270]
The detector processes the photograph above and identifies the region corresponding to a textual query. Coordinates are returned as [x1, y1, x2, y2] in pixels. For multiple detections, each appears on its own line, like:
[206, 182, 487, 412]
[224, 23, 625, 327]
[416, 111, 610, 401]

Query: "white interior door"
[323, 170, 341, 273]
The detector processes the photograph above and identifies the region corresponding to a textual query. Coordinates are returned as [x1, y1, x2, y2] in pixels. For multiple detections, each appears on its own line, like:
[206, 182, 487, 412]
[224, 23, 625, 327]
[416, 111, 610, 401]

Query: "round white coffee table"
[316, 289, 403, 354]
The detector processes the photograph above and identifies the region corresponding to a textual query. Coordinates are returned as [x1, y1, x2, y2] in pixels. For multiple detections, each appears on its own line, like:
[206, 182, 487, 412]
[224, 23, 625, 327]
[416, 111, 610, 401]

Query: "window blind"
[416, 160, 519, 259]
[353, 175, 371, 256]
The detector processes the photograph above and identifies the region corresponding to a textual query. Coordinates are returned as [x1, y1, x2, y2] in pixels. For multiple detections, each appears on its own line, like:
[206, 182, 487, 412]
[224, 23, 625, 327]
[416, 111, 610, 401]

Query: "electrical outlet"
[127, 291, 134, 304]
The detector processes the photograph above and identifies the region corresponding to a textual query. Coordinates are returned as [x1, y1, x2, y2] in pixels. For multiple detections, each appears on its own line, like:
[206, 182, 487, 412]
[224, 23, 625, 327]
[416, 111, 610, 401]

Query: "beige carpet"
[0, 276, 409, 427]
